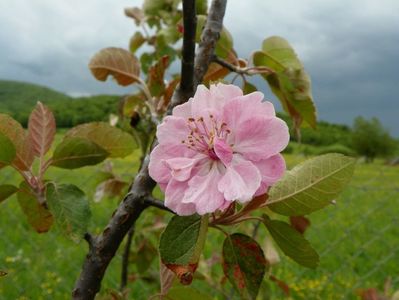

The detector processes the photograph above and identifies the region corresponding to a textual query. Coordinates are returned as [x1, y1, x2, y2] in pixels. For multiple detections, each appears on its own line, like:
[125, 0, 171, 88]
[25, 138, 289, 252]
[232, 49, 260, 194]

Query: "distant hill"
[0, 80, 120, 127]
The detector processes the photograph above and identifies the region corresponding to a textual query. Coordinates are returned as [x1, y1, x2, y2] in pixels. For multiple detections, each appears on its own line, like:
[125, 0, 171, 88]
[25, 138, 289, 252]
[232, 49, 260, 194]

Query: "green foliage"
[222, 233, 268, 299]
[51, 137, 109, 169]
[159, 215, 208, 265]
[267, 153, 356, 216]
[64, 122, 137, 158]
[46, 183, 91, 241]
[166, 286, 211, 299]
[253, 36, 316, 130]
[262, 215, 319, 268]
[0, 132, 16, 166]
[0, 185, 18, 203]
[352, 116, 397, 162]
[0, 80, 120, 128]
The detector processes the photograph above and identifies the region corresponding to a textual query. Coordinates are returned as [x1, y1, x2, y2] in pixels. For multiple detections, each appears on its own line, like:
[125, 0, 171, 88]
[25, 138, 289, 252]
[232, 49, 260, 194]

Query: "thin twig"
[120, 226, 135, 291]
[212, 55, 275, 76]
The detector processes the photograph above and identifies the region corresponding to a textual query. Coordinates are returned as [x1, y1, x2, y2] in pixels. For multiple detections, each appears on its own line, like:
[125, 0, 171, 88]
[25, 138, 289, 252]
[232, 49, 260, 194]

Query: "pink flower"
[149, 83, 289, 216]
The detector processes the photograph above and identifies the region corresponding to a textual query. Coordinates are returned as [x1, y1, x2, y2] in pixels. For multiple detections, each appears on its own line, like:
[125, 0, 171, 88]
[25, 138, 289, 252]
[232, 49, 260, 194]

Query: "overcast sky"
[0, 0, 398, 136]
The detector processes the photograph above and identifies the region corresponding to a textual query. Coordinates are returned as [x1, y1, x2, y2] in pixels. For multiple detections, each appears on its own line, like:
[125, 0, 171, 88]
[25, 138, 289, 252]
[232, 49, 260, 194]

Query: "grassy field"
[0, 144, 398, 299]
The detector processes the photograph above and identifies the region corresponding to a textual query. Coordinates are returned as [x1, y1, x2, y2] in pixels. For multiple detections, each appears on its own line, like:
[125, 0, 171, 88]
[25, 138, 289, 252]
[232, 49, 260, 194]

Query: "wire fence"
[0, 157, 398, 299]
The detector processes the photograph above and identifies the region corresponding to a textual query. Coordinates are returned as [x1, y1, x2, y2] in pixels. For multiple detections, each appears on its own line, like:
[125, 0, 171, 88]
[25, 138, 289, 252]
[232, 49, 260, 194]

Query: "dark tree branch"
[194, 0, 227, 85]
[145, 196, 175, 214]
[120, 226, 135, 291]
[72, 0, 227, 299]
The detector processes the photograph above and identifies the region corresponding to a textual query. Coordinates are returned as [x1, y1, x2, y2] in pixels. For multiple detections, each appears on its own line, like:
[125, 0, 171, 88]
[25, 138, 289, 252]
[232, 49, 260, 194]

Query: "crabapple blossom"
[149, 83, 289, 216]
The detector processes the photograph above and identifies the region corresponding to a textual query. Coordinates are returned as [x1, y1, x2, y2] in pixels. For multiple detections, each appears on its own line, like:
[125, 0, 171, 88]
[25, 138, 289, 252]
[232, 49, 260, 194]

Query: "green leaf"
[243, 81, 257, 95]
[65, 122, 137, 158]
[253, 36, 317, 129]
[129, 31, 146, 53]
[51, 137, 108, 169]
[267, 153, 356, 216]
[46, 183, 91, 240]
[0, 184, 18, 203]
[0, 132, 16, 167]
[222, 233, 268, 299]
[166, 286, 210, 300]
[17, 182, 53, 233]
[262, 215, 319, 268]
[159, 215, 208, 285]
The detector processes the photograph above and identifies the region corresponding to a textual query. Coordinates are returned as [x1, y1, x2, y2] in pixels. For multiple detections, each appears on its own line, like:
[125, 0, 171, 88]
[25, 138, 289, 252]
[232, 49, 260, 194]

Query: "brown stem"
[212, 55, 275, 76]
[72, 1, 227, 299]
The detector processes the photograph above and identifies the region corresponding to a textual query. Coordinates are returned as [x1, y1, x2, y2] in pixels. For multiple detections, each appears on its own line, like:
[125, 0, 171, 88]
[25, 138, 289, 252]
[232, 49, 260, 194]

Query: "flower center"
[181, 114, 231, 160]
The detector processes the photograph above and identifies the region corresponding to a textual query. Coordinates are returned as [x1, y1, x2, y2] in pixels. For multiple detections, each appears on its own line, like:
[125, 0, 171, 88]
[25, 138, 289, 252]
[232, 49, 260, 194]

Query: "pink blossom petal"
[164, 157, 198, 182]
[257, 154, 286, 184]
[183, 163, 226, 215]
[210, 83, 243, 100]
[165, 180, 197, 216]
[234, 116, 289, 161]
[157, 116, 189, 147]
[149, 145, 174, 185]
[172, 98, 193, 118]
[218, 156, 261, 203]
[214, 137, 233, 165]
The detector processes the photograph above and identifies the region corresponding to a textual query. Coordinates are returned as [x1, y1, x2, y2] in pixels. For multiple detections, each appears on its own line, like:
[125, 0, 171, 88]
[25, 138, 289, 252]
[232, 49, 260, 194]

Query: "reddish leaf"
[89, 47, 141, 86]
[0, 114, 34, 171]
[222, 233, 268, 299]
[270, 275, 290, 297]
[160, 262, 175, 295]
[147, 55, 170, 97]
[163, 77, 180, 109]
[94, 178, 128, 202]
[289, 216, 311, 234]
[164, 263, 197, 285]
[357, 288, 384, 300]
[28, 101, 56, 159]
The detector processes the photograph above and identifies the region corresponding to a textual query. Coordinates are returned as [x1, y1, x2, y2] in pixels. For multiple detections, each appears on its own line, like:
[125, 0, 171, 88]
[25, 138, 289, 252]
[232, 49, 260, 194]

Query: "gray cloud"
[0, 0, 398, 135]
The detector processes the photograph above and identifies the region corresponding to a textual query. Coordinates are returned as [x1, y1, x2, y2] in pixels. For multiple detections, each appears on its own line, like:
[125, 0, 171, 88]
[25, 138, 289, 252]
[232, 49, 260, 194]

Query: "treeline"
[0, 80, 120, 127]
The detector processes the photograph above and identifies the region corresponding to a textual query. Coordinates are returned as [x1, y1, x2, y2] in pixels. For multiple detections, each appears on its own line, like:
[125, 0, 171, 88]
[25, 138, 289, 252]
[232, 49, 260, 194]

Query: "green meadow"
[1, 140, 398, 299]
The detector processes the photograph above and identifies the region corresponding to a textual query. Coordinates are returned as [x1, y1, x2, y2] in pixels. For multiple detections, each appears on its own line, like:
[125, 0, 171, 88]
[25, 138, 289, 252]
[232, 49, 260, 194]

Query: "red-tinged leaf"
[164, 263, 198, 285]
[17, 182, 53, 233]
[163, 77, 180, 108]
[94, 178, 128, 202]
[0, 114, 34, 171]
[28, 101, 56, 159]
[222, 233, 268, 299]
[241, 194, 268, 215]
[357, 288, 384, 300]
[147, 55, 169, 97]
[270, 275, 290, 297]
[89, 47, 141, 86]
[160, 262, 175, 295]
[290, 216, 311, 234]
